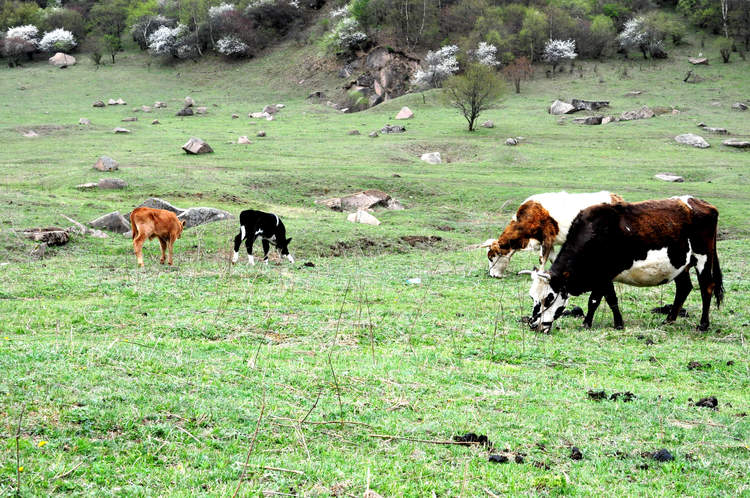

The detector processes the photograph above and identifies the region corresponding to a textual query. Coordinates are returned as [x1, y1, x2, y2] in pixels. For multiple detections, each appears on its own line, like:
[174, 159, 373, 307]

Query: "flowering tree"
[6, 25, 39, 45]
[330, 16, 367, 54]
[413, 45, 459, 89]
[148, 24, 185, 57]
[474, 42, 500, 67]
[617, 17, 666, 59]
[39, 29, 76, 52]
[543, 39, 576, 74]
[216, 35, 249, 57]
[209, 3, 235, 18]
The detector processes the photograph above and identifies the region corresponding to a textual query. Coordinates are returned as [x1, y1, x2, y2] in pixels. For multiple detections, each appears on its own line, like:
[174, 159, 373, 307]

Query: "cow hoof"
[582, 321, 592, 329]
[614, 324, 624, 330]
[697, 323, 709, 332]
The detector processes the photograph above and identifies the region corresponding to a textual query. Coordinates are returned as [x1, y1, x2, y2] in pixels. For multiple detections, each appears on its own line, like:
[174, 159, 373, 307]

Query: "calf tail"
[712, 249, 724, 308]
[130, 216, 138, 240]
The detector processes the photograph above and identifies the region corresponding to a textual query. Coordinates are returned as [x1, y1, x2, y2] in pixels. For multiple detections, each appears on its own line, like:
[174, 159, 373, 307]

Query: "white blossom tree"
[148, 24, 185, 57]
[617, 17, 665, 59]
[332, 17, 367, 53]
[473, 42, 500, 67]
[209, 3, 235, 18]
[543, 39, 576, 74]
[413, 45, 460, 89]
[39, 28, 76, 52]
[6, 25, 39, 45]
[216, 35, 248, 57]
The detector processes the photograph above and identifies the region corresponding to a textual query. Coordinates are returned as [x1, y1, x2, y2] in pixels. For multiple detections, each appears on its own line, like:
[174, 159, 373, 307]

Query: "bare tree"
[503, 57, 533, 93]
[443, 64, 505, 131]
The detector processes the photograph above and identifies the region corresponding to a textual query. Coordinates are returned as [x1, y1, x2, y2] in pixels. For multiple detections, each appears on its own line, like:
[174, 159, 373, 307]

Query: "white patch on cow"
[241, 225, 246, 240]
[274, 214, 279, 226]
[526, 271, 568, 331]
[232, 251, 239, 263]
[614, 247, 689, 287]
[672, 195, 693, 209]
[255, 229, 263, 236]
[287, 254, 295, 264]
[525, 191, 616, 245]
[248, 255, 255, 265]
[263, 258, 269, 265]
[694, 252, 708, 274]
[489, 252, 512, 278]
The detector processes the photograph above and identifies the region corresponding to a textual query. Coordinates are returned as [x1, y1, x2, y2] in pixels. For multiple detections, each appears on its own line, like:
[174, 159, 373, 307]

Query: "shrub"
[6, 24, 38, 43]
[147, 24, 185, 56]
[719, 37, 732, 62]
[42, 7, 86, 41]
[502, 56, 533, 93]
[413, 44, 459, 89]
[216, 34, 248, 56]
[474, 41, 500, 67]
[245, 1, 301, 36]
[618, 15, 667, 59]
[131, 15, 176, 50]
[589, 14, 616, 58]
[324, 16, 367, 55]
[39, 28, 76, 52]
[1, 36, 36, 66]
[543, 38, 577, 73]
[443, 63, 505, 131]
[0, 2, 43, 31]
[208, 3, 235, 19]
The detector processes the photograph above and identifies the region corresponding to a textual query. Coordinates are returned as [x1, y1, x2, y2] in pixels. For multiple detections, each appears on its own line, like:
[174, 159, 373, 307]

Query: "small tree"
[103, 34, 121, 63]
[443, 63, 505, 132]
[543, 39, 577, 75]
[474, 41, 500, 67]
[503, 56, 533, 93]
[413, 44, 459, 89]
[1, 37, 36, 67]
[39, 28, 76, 52]
[719, 37, 732, 62]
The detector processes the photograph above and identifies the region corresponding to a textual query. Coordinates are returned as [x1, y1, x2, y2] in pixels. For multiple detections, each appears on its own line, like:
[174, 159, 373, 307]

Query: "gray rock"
[238, 136, 251, 144]
[320, 189, 402, 212]
[420, 152, 441, 164]
[178, 207, 232, 228]
[689, 57, 708, 65]
[481, 120, 494, 128]
[624, 91, 642, 97]
[655, 173, 685, 182]
[505, 138, 518, 145]
[76, 182, 98, 190]
[141, 105, 152, 113]
[151, 119, 160, 125]
[395, 106, 413, 119]
[572, 116, 603, 125]
[78, 118, 91, 125]
[275, 104, 285, 109]
[194, 106, 207, 114]
[381, 124, 405, 134]
[675, 133, 710, 148]
[723, 139, 750, 148]
[620, 106, 655, 121]
[22, 227, 69, 245]
[262, 105, 278, 115]
[256, 130, 266, 137]
[369, 131, 379, 138]
[48, 52, 75, 67]
[108, 99, 118, 105]
[23, 130, 38, 137]
[115, 98, 126, 105]
[93, 100, 105, 107]
[601, 116, 613, 124]
[348, 130, 361, 135]
[98, 178, 128, 189]
[549, 99, 576, 115]
[182, 137, 213, 154]
[113, 127, 130, 134]
[571, 99, 609, 111]
[89, 211, 130, 233]
[732, 102, 748, 111]
[94, 156, 119, 171]
[122, 117, 137, 122]
[702, 126, 728, 134]
[154, 101, 167, 108]
[231, 113, 239, 119]
[176, 107, 194, 116]
[184, 96, 195, 107]
[307, 91, 325, 99]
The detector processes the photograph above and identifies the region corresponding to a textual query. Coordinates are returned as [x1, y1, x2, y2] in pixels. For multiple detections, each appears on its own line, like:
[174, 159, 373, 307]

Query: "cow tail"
[130, 216, 138, 240]
[712, 231, 724, 308]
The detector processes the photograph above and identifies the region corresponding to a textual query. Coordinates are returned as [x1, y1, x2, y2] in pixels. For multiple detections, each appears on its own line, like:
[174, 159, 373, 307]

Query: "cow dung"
[651, 304, 688, 317]
[488, 454, 509, 463]
[587, 389, 607, 401]
[453, 433, 493, 449]
[570, 447, 583, 460]
[695, 396, 718, 409]
[648, 449, 674, 462]
[687, 361, 711, 370]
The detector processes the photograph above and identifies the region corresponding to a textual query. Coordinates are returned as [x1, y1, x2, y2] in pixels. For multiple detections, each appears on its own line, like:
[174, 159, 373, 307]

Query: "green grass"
[0, 38, 749, 496]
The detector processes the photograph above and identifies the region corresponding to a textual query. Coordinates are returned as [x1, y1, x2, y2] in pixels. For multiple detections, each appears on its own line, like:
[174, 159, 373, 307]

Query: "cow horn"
[479, 238, 495, 248]
[538, 272, 551, 281]
[517, 270, 534, 276]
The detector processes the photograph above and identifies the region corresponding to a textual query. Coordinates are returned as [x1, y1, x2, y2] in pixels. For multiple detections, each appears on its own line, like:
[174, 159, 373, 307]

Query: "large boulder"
[689, 57, 708, 65]
[723, 139, 750, 148]
[675, 133, 709, 148]
[347, 210, 381, 226]
[182, 137, 213, 154]
[549, 99, 576, 115]
[89, 211, 130, 233]
[420, 152, 441, 164]
[395, 106, 413, 119]
[320, 189, 403, 212]
[178, 207, 232, 228]
[571, 99, 609, 111]
[48, 53, 75, 67]
[94, 156, 119, 171]
[572, 116, 603, 125]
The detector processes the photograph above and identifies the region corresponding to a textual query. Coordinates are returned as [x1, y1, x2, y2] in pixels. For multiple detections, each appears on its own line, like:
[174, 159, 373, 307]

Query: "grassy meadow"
[1, 38, 749, 496]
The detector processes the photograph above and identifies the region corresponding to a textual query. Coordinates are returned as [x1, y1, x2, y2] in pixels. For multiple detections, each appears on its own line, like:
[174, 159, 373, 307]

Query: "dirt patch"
[400, 235, 442, 247]
[610, 391, 636, 402]
[488, 454, 508, 463]
[645, 449, 674, 462]
[328, 237, 397, 257]
[561, 306, 584, 318]
[14, 124, 72, 136]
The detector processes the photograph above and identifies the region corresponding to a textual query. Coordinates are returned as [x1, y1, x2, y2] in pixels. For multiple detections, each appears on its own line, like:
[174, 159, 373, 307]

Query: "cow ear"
[181, 221, 186, 227]
[286, 237, 292, 244]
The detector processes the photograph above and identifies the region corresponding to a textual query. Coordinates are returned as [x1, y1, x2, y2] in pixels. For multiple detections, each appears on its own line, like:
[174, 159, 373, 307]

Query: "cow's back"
[131, 207, 182, 239]
[522, 191, 619, 244]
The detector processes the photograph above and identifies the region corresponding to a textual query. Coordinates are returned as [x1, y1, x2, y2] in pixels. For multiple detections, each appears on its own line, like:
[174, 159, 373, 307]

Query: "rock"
[194, 106, 207, 115]
[113, 127, 130, 134]
[320, 189, 402, 212]
[133, 109, 141, 113]
[570, 447, 583, 460]
[265, 115, 274, 121]
[347, 210, 381, 226]
[141, 105, 152, 113]
[572, 116, 603, 125]
[732, 102, 748, 111]
[262, 105, 278, 115]
[395, 106, 413, 119]
[481, 120, 494, 128]
[723, 139, 750, 148]
[48, 52, 76, 67]
[601, 116, 613, 124]
[250, 111, 270, 119]
[697, 122, 706, 128]
[275, 104, 285, 109]
[238, 136, 251, 144]
[672, 109, 681, 115]
[94, 156, 119, 171]
[89, 211, 130, 233]
[97, 178, 127, 189]
[702, 126, 728, 134]
[184, 96, 195, 107]
[624, 91, 642, 97]
[571, 99, 609, 111]
[178, 207, 232, 228]
[505, 138, 518, 145]
[654, 173, 684, 182]
[380, 124, 405, 134]
[121, 117, 137, 122]
[675, 133, 710, 148]
[116, 98, 126, 105]
[108, 99, 118, 105]
[22, 227, 69, 245]
[348, 130, 361, 135]
[154, 101, 167, 108]
[369, 131, 379, 138]
[22, 130, 38, 138]
[93, 100, 105, 107]
[231, 113, 239, 119]
[137, 197, 182, 213]
[151, 119, 160, 125]
[621, 106, 655, 120]
[689, 57, 708, 65]
[256, 131, 266, 137]
[549, 99, 576, 115]
[176, 107, 194, 116]
[182, 137, 213, 154]
[420, 152, 441, 164]
[78, 118, 91, 125]
[307, 91, 325, 99]
[76, 182, 98, 190]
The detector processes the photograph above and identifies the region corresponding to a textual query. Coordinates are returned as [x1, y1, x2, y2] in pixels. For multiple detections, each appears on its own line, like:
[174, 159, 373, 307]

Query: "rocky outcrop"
[319, 189, 403, 212]
[549, 100, 576, 115]
[675, 134, 709, 148]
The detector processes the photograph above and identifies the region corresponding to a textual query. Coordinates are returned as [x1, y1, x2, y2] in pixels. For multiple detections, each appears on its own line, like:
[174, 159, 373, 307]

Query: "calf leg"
[245, 236, 256, 265]
[261, 240, 270, 264]
[665, 271, 692, 324]
[232, 231, 244, 264]
[133, 233, 147, 267]
[582, 290, 603, 329]
[603, 282, 624, 329]
[158, 237, 167, 264]
[696, 268, 714, 331]
[167, 237, 175, 265]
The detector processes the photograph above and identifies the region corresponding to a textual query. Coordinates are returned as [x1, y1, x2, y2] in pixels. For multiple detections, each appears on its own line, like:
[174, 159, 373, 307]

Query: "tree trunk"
[514, 79, 520, 93]
[111, 53, 116, 64]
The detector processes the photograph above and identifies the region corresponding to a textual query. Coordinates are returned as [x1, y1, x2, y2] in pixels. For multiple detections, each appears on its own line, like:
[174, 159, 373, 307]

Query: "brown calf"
[130, 207, 185, 267]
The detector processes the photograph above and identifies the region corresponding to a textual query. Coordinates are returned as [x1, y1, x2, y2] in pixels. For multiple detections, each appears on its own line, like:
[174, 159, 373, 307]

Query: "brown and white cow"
[523, 196, 724, 332]
[130, 207, 185, 267]
[484, 191, 623, 277]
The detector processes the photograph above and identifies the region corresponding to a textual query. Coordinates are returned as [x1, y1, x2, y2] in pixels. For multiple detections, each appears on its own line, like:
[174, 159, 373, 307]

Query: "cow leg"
[696, 267, 714, 331]
[167, 237, 175, 265]
[133, 233, 147, 267]
[158, 237, 167, 264]
[603, 282, 624, 330]
[665, 271, 692, 324]
[582, 290, 603, 329]
[232, 230, 244, 264]
[261, 240, 270, 264]
[245, 236, 256, 265]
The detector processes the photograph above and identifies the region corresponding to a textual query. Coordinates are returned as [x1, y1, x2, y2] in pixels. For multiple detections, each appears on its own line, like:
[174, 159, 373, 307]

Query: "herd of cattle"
[130, 191, 724, 333]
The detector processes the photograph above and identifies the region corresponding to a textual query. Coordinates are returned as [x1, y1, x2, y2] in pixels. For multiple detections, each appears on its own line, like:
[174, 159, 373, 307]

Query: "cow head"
[487, 240, 514, 278]
[520, 269, 568, 333]
[279, 237, 294, 263]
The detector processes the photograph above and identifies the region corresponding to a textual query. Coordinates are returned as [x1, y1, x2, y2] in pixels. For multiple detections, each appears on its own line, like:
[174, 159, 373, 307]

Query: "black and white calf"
[522, 196, 724, 333]
[232, 210, 294, 265]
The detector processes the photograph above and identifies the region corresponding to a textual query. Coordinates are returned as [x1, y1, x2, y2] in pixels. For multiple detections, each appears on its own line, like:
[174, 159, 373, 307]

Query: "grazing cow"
[484, 191, 623, 277]
[232, 209, 294, 265]
[130, 207, 185, 267]
[522, 196, 724, 333]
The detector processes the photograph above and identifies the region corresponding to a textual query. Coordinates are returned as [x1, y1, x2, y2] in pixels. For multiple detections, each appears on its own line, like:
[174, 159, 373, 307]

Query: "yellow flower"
[38, 441, 47, 448]
[18, 466, 23, 472]
[3, 337, 8, 340]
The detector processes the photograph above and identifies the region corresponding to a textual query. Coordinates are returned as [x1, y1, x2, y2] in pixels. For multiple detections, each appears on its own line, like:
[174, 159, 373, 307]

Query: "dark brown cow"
[130, 207, 185, 267]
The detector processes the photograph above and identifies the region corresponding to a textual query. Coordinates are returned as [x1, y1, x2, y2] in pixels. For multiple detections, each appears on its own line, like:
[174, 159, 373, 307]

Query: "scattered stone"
[648, 449, 674, 462]
[141, 105, 152, 113]
[97, 178, 127, 189]
[266, 114, 274, 121]
[570, 447, 583, 460]
[78, 118, 91, 125]
[93, 100, 105, 107]
[151, 119, 160, 125]
[672, 109, 681, 115]
[94, 156, 119, 171]
[237, 136, 251, 144]
[601, 116, 614, 124]
[320, 189, 403, 212]
[108, 99, 118, 105]
[689, 57, 708, 65]
[256, 130, 266, 137]
[732, 102, 748, 111]
[369, 131, 379, 138]
[505, 137, 518, 145]
[116, 98, 126, 105]
[573, 116, 603, 125]
[481, 120, 494, 128]
[132, 108, 140, 112]
[624, 91, 642, 97]
[154, 101, 167, 108]
[695, 396, 718, 409]
[133, 197, 231, 228]
[620, 106, 655, 121]
[75, 182, 98, 190]
[249, 112, 269, 119]
[488, 455, 509, 463]
[307, 91, 325, 99]
[420, 152, 441, 164]
[113, 127, 130, 134]
[381, 124, 405, 134]
[184, 96, 195, 107]
[675, 133, 710, 148]
[176, 107, 194, 117]
[687, 361, 711, 370]
[587, 389, 607, 401]
[194, 106, 207, 115]
[121, 117, 137, 122]
[347, 210, 381, 226]
[22, 130, 38, 138]
[48, 52, 75, 67]
[22, 227, 69, 245]
[571, 99, 609, 111]
[276, 104, 285, 109]
[182, 137, 213, 154]
[348, 130, 361, 135]
[89, 211, 130, 233]
[549, 99, 576, 115]
[231, 113, 239, 119]
[654, 173, 684, 182]
[401, 235, 442, 247]
[395, 106, 413, 119]
[262, 105, 278, 115]
[723, 139, 750, 148]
